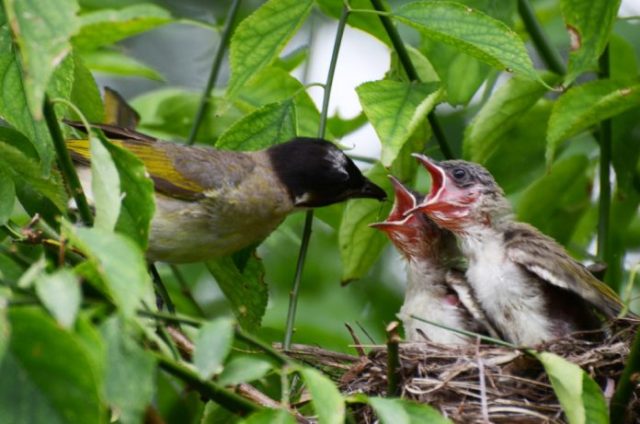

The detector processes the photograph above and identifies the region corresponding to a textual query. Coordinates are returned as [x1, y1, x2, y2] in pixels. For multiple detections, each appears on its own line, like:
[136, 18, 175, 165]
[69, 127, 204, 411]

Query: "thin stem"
[43, 97, 93, 226]
[282, 7, 350, 351]
[149, 264, 176, 314]
[368, 0, 453, 159]
[170, 265, 206, 317]
[597, 47, 612, 277]
[154, 352, 260, 415]
[610, 327, 640, 422]
[186, 0, 242, 145]
[517, 0, 566, 75]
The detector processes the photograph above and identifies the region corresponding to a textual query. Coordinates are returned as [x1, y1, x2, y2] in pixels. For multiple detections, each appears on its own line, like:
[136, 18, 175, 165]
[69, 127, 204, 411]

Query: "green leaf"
[73, 3, 172, 51]
[0, 167, 15, 226]
[193, 318, 235, 380]
[561, 0, 622, 83]
[0, 26, 54, 168]
[205, 255, 267, 331]
[532, 351, 608, 424]
[101, 316, 156, 424]
[64, 225, 155, 318]
[103, 136, 155, 250]
[356, 80, 441, 167]
[91, 135, 121, 231]
[218, 356, 273, 386]
[239, 409, 296, 424]
[0, 307, 104, 424]
[368, 397, 452, 424]
[464, 73, 559, 162]
[3, 0, 79, 118]
[227, 0, 313, 96]
[0, 141, 66, 211]
[69, 54, 105, 123]
[0, 299, 8, 364]
[394, 1, 540, 82]
[35, 269, 81, 329]
[81, 49, 164, 81]
[215, 101, 297, 151]
[546, 79, 640, 163]
[339, 164, 391, 283]
[299, 367, 345, 424]
[516, 155, 590, 244]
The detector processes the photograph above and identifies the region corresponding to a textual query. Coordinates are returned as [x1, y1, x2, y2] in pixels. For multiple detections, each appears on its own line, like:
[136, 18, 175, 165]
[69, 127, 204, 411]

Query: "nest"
[286, 319, 639, 423]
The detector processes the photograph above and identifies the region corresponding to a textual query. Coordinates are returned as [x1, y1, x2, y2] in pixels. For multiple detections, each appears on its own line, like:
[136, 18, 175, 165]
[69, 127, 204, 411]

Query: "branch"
[283, 6, 350, 350]
[43, 97, 93, 226]
[368, 0, 453, 159]
[597, 46, 612, 284]
[517, 0, 566, 75]
[187, 0, 242, 145]
[385, 321, 401, 396]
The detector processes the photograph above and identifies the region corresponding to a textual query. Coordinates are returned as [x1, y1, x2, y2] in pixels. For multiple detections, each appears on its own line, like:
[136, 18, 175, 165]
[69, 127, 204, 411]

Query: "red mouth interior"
[423, 160, 445, 203]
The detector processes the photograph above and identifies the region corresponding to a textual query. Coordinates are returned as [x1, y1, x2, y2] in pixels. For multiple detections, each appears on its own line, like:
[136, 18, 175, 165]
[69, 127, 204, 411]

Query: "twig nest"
[339, 319, 639, 423]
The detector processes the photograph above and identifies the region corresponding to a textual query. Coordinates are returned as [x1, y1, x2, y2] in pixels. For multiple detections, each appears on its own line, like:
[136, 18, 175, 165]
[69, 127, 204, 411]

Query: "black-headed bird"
[65, 122, 386, 263]
[410, 156, 627, 345]
[371, 175, 495, 344]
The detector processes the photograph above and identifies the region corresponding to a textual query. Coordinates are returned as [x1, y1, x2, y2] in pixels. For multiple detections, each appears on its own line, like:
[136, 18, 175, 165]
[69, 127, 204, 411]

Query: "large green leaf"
[0, 307, 104, 424]
[356, 80, 441, 167]
[69, 54, 104, 123]
[101, 316, 155, 424]
[35, 269, 81, 329]
[368, 397, 451, 424]
[339, 164, 391, 283]
[561, 0, 622, 83]
[103, 136, 155, 250]
[3, 0, 79, 118]
[299, 367, 345, 424]
[72, 3, 172, 51]
[394, 1, 540, 82]
[239, 409, 296, 424]
[0, 25, 54, 168]
[215, 101, 297, 151]
[90, 135, 121, 232]
[218, 355, 273, 386]
[546, 79, 640, 163]
[227, 0, 313, 96]
[193, 318, 235, 380]
[81, 49, 164, 81]
[64, 225, 155, 318]
[205, 255, 268, 331]
[0, 141, 67, 211]
[464, 73, 559, 162]
[533, 351, 608, 424]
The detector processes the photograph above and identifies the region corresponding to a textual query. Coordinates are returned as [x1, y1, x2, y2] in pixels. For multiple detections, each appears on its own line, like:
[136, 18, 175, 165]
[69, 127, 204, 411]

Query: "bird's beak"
[370, 175, 414, 232]
[356, 179, 387, 201]
[406, 154, 448, 215]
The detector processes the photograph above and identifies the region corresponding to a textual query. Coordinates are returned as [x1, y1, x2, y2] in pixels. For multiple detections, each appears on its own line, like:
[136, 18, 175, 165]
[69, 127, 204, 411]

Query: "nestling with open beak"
[409, 155, 627, 346]
[65, 122, 386, 263]
[370, 175, 496, 344]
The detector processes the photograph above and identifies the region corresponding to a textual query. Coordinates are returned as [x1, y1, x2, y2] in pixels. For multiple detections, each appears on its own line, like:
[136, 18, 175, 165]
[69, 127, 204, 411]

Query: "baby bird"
[371, 176, 495, 344]
[410, 156, 627, 345]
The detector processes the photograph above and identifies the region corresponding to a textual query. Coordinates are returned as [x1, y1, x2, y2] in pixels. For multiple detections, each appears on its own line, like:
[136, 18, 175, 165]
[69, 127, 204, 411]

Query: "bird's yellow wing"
[66, 137, 206, 200]
[503, 222, 625, 319]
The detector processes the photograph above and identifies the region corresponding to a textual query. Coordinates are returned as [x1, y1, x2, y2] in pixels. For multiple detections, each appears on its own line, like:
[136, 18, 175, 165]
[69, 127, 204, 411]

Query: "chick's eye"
[452, 168, 467, 180]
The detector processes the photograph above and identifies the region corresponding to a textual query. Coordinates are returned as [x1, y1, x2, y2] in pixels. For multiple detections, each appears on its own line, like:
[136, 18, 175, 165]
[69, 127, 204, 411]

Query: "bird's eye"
[452, 168, 467, 180]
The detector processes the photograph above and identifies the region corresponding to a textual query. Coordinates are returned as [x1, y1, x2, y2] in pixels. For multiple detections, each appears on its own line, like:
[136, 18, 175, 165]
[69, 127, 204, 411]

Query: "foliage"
[0, 0, 638, 422]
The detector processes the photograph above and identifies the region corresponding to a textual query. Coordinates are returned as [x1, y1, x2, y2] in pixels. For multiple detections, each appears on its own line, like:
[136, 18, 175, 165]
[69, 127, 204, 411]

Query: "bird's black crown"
[267, 138, 386, 207]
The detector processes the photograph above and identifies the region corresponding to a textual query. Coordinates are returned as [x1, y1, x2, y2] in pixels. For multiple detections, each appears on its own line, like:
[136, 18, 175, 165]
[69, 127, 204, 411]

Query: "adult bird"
[409, 156, 627, 345]
[371, 175, 496, 344]
[65, 122, 386, 263]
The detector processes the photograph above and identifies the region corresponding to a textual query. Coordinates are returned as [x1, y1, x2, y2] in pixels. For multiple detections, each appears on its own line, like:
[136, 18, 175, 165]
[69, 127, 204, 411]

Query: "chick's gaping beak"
[405, 154, 448, 215]
[370, 175, 414, 231]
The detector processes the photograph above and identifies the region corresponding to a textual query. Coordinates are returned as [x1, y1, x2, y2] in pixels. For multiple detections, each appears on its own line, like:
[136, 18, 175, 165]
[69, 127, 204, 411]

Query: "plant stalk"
[385, 321, 401, 396]
[155, 353, 260, 415]
[187, 0, 242, 145]
[283, 7, 350, 351]
[368, 0, 453, 159]
[43, 97, 93, 226]
[517, 0, 566, 75]
[597, 47, 612, 277]
[610, 325, 640, 422]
